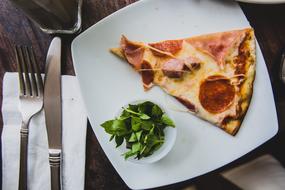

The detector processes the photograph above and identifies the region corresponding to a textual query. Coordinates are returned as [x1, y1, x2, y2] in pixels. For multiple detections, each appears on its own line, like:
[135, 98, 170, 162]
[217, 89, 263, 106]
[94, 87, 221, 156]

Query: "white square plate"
[71, 0, 278, 189]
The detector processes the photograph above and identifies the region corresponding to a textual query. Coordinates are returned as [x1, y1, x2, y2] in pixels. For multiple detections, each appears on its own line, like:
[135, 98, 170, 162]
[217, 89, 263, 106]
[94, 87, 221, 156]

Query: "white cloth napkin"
[1, 72, 87, 190]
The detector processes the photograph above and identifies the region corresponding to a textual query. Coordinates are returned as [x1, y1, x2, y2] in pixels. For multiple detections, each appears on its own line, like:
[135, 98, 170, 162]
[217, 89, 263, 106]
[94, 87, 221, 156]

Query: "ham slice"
[184, 56, 201, 71]
[140, 61, 154, 90]
[120, 35, 145, 70]
[162, 59, 185, 78]
[186, 29, 248, 65]
[162, 56, 201, 78]
[120, 36, 155, 90]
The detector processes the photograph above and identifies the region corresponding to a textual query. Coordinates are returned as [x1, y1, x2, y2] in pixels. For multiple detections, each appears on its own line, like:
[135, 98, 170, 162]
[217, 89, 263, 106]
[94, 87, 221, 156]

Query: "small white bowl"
[115, 100, 177, 164]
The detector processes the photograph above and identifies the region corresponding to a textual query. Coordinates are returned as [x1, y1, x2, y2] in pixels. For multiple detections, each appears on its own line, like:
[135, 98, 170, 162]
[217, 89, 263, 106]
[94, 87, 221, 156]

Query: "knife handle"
[19, 127, 28, 190]
[49, 151, 61, 190]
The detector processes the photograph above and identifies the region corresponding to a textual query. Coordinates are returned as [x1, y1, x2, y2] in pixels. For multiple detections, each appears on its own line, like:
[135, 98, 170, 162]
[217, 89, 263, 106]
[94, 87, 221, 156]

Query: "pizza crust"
[110, 47, 125, 59]
[223, 29, 256, 135]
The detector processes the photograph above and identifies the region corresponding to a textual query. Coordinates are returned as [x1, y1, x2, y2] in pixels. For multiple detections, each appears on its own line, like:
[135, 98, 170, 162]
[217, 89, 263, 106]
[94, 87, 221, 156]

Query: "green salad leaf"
[161, 113, 175, 127]
[100, 101, 175, 160]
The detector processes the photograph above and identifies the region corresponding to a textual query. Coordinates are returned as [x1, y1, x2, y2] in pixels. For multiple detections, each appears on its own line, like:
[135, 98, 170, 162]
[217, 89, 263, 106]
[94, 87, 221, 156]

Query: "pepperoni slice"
[140, 60, 154, 89]
[199, 76, 235, 114]
[149, 40, 183, 55]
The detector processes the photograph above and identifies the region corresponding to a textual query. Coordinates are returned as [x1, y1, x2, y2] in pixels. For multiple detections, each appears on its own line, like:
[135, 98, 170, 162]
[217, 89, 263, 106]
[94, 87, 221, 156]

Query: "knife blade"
[44, 37, 62, 190]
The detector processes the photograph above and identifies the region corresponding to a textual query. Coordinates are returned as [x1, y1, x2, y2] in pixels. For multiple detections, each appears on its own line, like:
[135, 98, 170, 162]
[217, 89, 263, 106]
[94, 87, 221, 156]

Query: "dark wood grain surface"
[1, 0, 285, 189]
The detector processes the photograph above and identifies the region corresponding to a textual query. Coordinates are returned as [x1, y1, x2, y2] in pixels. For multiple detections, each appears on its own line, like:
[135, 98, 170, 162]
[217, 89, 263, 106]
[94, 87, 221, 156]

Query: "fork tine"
[29, 47, 43, 97]
[24, 46, 38, 96]
[19, 46, 32, 96]
[15, 46, 25, 96]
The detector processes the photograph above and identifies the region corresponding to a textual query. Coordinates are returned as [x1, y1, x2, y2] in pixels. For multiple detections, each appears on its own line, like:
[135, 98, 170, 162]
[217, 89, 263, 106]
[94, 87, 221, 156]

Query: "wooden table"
[1, 0, 285, 189]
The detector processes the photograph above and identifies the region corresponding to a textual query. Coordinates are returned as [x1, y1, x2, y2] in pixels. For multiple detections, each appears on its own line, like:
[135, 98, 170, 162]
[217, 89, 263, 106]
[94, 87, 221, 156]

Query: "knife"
[44, 37, 62, 190]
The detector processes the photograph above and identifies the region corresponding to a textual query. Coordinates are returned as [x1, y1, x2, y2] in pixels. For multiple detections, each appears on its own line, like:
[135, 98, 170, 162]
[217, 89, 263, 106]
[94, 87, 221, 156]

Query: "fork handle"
[49, 151, 61, 190]
[19, 127, 28, 190]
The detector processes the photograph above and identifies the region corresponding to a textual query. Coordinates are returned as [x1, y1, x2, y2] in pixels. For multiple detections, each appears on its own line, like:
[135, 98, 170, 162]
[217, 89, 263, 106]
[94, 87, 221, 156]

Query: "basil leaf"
[145, 133, 164, 149]
[132, 122, 141, 131]
[123, 108, 140, 116]
[101, 120, 113, 128]
[128, 133, 137, 142]
[119, 110, 131, 120]
[128, 104, 139, 112]
[123, 150, 137, 159]
[112, 119, 125, 130]
[146, 143, 163, 156]
[151, 105, 163, 118]
[150, 126, 155, 134]
[141, 120, 153, 130]
[140, 113, 150, 120]
[112, 120, 129, 136]
[100, 120, 115, 134]
[140, 145, 147, 154]
[161, 114, 175, 127]
[115, 135, 124, 148]
[109, 134, 115, 141]
[118, 115, 130, 120]
[131, 117, 141, 131]
[132, 142, 141, 153]
[135, 131, 143, 141]
[138, 101, 154, 115]
[126, 107, 150, 120]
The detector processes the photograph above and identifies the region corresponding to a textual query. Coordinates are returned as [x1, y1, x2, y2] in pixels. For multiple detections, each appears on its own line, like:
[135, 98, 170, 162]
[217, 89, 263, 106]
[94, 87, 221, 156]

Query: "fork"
[15, 45, 44, 190]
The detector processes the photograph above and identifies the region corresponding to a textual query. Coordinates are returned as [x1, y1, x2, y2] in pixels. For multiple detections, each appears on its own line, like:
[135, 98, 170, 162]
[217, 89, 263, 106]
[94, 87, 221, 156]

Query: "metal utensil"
[44, 37, 62, 190]
[280, 48, 285, 84]
[15, 45, 44, 190]
[9, 0, 83, 34]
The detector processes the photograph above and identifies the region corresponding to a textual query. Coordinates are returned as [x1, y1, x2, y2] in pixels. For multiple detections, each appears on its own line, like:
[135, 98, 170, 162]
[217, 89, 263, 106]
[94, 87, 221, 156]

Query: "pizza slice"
[110, 28, 256, 135]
